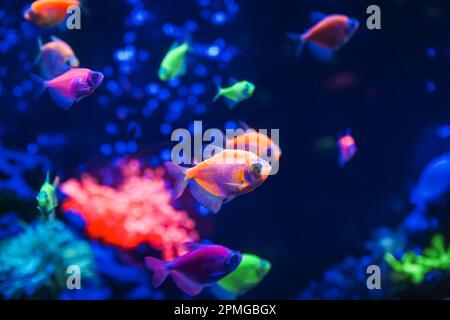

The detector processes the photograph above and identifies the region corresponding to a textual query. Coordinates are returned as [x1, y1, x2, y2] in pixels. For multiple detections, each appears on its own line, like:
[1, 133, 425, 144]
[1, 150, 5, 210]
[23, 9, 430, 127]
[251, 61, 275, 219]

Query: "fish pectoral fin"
[48, 89, 75, 110]
[310, 11, 327, 24]
[224, 97, 239, 110]
[171, 270, 204, 296]
[189, 180, 225, 214]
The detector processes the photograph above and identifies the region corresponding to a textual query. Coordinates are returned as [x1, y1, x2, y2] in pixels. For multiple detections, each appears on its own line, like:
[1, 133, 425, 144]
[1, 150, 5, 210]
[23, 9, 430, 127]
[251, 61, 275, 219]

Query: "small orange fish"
[227, 128, 282, 164]
[287, 12, 359, 60]
[24, 0, 80, 28]
[165, 149, 272, 213]
[38, 36, 80, 79]
[40, 36, 79, 67]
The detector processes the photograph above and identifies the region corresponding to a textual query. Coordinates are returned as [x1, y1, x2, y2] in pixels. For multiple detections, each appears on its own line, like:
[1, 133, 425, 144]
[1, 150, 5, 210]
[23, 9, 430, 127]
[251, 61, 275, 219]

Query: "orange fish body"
[165, 149, 272, 213]
[41, 38, 77, 65]
[228, 130, 282, 163]
[287, 12, 359, 60]
[303, 15, 352, 50]
[24, 0, 80, 28]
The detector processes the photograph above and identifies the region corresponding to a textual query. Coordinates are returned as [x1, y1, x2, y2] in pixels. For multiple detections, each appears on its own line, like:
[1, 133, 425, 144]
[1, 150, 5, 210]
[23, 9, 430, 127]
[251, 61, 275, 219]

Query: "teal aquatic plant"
[384, 234, 450, 284]
[0, 174, 96, 299]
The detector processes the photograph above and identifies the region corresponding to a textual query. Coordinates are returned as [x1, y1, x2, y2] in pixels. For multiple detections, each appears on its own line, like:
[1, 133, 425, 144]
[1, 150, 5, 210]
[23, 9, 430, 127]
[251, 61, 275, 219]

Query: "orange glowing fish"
[226, 126, 282, 164]
[37, 36, 80, 79]
[39, 36, 79, 67]
[287, 12, 359, 60]
[24, 0, 80, 28]
[165, 149, 272, 214]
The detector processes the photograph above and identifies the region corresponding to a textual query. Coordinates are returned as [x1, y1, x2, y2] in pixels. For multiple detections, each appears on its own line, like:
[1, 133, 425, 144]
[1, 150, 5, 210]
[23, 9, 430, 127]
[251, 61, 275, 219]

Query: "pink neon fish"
[337, 131, 357, 167]
[31, 68, 104, 109]
[145, 242, 242, 296]
[287, 12, 359, 60]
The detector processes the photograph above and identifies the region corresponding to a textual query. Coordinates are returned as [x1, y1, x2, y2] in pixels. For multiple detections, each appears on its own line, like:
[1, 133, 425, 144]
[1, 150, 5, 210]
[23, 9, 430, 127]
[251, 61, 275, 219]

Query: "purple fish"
[145, 242, 242, 296]
[31, 68, 104, 110]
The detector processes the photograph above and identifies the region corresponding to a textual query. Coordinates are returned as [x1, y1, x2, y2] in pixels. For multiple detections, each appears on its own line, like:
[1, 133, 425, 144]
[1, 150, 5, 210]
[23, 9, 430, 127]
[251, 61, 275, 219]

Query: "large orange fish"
[165, 149, 272, 213]
[287, 12, 359, 60]
[24, 0, 80, 28]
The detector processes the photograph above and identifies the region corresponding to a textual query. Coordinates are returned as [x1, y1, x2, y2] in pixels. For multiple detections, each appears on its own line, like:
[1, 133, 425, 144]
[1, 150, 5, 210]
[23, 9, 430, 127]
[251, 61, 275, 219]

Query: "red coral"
[61, 160, 199, 260]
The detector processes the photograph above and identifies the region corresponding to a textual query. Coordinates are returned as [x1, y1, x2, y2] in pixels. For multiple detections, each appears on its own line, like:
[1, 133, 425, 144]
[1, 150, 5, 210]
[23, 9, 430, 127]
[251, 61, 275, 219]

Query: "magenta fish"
[31, 68, 104, 109]
[145, 242, 242, 296]
[338, 130, 357, 167]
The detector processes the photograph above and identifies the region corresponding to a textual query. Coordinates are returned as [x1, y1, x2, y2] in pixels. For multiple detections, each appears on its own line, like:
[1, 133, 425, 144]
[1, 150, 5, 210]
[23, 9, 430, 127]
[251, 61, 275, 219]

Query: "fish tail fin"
[189, 180, 224, 214]
[213, 87, 223, 102]
[210, 284, 238, 300]
[30, 73, 47, 100]
[164, 162, 189, 198]
[171, 270, 204, 296]
[145, 256, 170, 288]
[286, 33, 305, 57]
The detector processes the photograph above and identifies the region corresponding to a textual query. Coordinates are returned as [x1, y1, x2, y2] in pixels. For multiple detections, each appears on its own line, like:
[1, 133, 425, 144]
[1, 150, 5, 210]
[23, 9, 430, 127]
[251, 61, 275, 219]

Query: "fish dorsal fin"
[238, 121, 251, 131]
[51, 35, 62, 42]
[170, 42, 180, 50]
[310, 12, 327, 24]
[229, 78, 238, 85]
[182, 242, 205, 252]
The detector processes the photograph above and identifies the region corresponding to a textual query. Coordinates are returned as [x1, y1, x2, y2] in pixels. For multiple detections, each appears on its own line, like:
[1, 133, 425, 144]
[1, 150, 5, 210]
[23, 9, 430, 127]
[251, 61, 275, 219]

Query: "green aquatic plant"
[0, 175, 96, 299]
[384, 234, 450, 284]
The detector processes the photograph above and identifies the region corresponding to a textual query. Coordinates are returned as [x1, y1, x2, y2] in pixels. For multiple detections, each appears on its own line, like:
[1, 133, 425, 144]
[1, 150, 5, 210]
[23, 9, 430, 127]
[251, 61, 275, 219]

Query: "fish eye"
[92, 73, 99, 80]
[226, 253, 241, 270]
[251, 163, 262, 175]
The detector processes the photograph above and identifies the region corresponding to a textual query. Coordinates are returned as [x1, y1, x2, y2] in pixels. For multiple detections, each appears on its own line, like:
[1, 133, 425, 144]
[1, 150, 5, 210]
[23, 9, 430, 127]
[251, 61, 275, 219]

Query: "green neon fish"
[384, 234, 450, 284]
[211, 253, 271, 299]
[214, 80, 255, 109]
[158, 42, 190, 81]
[36, 172, 59, 219]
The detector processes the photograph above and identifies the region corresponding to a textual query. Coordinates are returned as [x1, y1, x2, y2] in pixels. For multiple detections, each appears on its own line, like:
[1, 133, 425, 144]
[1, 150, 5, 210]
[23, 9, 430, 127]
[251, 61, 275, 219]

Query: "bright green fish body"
[211, 253, 271, 299]
[158, 42, 190, 81]
[214, 80, 255, 109]
[36, 172, 59, 218]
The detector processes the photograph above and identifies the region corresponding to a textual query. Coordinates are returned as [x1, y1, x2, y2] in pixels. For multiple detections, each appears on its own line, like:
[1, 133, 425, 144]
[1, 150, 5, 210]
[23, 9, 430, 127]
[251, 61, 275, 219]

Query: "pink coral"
[61, 160, 199, 260]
